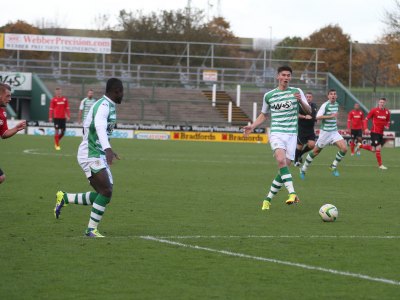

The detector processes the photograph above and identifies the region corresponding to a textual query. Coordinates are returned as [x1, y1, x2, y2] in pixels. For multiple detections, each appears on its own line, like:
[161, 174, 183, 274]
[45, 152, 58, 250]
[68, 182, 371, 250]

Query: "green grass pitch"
[0, 135, 399, 299]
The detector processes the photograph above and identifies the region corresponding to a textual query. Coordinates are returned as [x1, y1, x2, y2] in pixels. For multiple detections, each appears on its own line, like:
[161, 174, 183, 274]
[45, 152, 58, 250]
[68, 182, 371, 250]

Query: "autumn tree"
[384, 0, 400, 37]
[115, 8, 239, 67]
[274, 36, 305, 69]
[0, 20, 49, 60]
[300, 25, 351, 83]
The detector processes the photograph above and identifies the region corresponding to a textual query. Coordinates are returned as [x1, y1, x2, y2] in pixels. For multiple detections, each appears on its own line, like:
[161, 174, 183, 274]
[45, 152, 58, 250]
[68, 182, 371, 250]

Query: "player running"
[243, 65, 311, 210]
[294, 91, 318, 166]
[54, 78, 124, 238]
[300, 89, 347, 178]
[347, 103, 365, 156]
[355, 97, 390, 169]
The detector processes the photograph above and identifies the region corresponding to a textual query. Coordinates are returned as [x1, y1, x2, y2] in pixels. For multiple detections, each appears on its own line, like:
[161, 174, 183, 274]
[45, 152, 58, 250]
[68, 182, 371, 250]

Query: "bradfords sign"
[3, 33, 111, 54]
[0, 72, 32, 91]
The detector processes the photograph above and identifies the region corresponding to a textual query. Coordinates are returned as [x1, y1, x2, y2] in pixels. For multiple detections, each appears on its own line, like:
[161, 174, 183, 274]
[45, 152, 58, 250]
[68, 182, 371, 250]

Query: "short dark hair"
[306, 91, 313, 95]
[380, 97, 387, 101]
[328, 89, 336, 94]
[0, 83, 11, 93]
[277, 65, 293, 74]
[106, 78, 123, 93]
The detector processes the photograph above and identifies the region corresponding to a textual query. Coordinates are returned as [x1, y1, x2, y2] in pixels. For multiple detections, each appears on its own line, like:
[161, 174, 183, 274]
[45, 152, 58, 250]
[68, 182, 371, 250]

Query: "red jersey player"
[48, 87, 70, 150]
[0, 83, 27, 185]
[355, 98, 391, 169]
[347, 103, 365, 156]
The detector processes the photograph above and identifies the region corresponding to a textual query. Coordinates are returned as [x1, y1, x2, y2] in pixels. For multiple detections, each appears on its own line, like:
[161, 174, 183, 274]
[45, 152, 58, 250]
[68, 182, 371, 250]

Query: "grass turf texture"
[0, 135, 399, 299]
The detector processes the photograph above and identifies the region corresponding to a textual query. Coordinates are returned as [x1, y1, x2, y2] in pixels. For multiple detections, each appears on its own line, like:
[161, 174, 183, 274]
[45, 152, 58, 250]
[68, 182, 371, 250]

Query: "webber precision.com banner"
[2, 33, 111, 54]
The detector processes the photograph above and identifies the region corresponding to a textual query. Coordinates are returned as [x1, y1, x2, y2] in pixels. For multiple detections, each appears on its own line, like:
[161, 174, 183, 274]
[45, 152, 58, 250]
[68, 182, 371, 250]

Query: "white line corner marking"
[141, 236, 400, 286]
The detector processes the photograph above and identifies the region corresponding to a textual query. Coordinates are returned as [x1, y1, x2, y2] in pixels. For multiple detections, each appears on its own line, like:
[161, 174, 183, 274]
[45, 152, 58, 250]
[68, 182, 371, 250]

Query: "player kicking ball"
[300, 89, 347, 178]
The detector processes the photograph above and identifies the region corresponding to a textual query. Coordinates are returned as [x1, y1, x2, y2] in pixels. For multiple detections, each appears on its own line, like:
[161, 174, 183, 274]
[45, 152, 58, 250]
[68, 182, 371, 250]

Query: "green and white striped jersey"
[79, 97, 97, 122]
[261, 87, 308, 134]
[78, 96, 116, 159]
[317, 100, 339, 131]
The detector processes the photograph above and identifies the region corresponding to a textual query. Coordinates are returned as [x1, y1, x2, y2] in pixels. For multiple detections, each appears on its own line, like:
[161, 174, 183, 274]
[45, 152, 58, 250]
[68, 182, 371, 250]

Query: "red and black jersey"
[347, 109, 365, 130]
[0, 107, 8, 137]
[49, 96, 70, 119]
[364, 107, 391, 135]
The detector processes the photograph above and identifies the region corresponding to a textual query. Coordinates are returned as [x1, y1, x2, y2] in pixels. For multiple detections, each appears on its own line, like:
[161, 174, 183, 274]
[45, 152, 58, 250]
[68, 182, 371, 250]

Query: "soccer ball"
[319, 204, 338, 222]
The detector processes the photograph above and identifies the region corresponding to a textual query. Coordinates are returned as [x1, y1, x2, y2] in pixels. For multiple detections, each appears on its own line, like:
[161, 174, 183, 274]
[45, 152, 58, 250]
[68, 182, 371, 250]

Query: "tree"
[0, 20, 49, 60]
[274, 36, 304, 68]
[301, 25, 351, 83]
[114, 8, 239, 68]
[384, 0, 400, 38]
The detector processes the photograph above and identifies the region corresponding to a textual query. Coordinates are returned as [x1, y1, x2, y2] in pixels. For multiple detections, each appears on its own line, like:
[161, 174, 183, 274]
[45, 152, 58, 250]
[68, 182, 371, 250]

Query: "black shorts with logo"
[54, 118, 66, 130]
[297, 132, 316, 145]
[370, 132, 384, 147]
[0, 168, 4, 176]
[351, 129, 362, 140]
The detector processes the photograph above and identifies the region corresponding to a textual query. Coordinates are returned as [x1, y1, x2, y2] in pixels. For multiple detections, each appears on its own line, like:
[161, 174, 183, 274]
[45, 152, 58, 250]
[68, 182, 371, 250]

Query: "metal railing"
[1, 38, 326, 90]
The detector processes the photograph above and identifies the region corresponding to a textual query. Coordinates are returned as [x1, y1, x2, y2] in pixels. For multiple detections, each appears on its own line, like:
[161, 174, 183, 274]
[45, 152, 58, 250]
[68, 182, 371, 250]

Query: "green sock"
[332, 151, 346, 167]
[88, 194, 111, 229]
[64, 192, 98, 205]
[279, 166, 295, 194]
[266, 174, 283, 201]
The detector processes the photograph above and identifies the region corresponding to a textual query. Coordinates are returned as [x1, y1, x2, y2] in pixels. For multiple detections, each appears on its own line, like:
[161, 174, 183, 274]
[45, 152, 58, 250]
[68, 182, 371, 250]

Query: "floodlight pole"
[349, 41, 353, 89]
[268, 26, 273, 68]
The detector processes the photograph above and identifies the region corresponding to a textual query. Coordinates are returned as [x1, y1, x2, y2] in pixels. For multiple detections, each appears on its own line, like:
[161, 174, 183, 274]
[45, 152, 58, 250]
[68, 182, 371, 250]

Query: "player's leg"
[54, 122, 60, 150]
[54, 190, 98, 219]
[300, 131, 326, 178]
[294, 139, 303, 166]
[350, 133, 355, 155]
[330, 137, 347, 176]
[300, 138, 315, 158]
[0, 168, 5, 184]
[372, 133, 386, 169]
[59, 128, 65, 140]
[263, 174, 283, 210]
[85, 168, 113, 237]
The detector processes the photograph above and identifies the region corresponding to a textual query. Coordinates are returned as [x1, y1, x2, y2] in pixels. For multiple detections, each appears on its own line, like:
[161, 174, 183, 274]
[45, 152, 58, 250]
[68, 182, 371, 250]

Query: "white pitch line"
[141, 235, 400, 286]
[23, 149, 73, 157]
[155, 235, 400, 239]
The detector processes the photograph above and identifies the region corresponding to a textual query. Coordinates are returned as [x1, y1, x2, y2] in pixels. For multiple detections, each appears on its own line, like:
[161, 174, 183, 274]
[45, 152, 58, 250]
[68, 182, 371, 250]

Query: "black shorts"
[351, 129, 362, 139]
[370, 132, 384, 147]
[54, 118, 66, 130]
[297, 133, 316, 145]
[0, 168, 4, 176]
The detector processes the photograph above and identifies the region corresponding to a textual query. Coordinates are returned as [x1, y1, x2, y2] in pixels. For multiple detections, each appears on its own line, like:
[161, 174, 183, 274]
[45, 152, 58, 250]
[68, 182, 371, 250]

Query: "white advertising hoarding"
[4, 33, 111, 54]
[0, 72, 32, 91]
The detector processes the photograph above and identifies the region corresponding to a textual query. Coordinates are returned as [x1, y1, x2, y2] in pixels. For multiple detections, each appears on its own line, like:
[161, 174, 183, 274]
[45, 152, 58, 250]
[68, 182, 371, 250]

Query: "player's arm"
[65, 98, 71, 121]
[78, 100, 84, 123]
[243, 113, 267, 137]
[243, 98, 268, 137]
[1, 121, 26, 139]
[48, 98, 54, 122]
[316, 103, 335, 120]
[94, 102, 118, 165]
[364, 109, 374, 134]
[385, 110, 391, 130]
[310, 103, 318, 121]
[295, 90, 311, 115]
[347, 112, 352, 131]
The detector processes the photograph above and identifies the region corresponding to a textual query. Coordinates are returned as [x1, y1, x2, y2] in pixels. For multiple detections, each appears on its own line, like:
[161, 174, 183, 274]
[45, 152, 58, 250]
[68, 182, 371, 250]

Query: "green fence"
[327, 73, 368, 114]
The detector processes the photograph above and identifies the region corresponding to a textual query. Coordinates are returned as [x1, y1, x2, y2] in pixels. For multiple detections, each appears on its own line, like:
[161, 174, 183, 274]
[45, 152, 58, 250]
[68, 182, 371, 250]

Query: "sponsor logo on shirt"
[270, 100, 293, 111]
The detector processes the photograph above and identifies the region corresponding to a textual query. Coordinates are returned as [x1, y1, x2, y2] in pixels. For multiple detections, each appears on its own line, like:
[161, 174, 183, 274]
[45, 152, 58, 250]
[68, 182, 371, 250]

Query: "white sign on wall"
[0, 72, 32, 91]
[4, 33, 111, 54]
